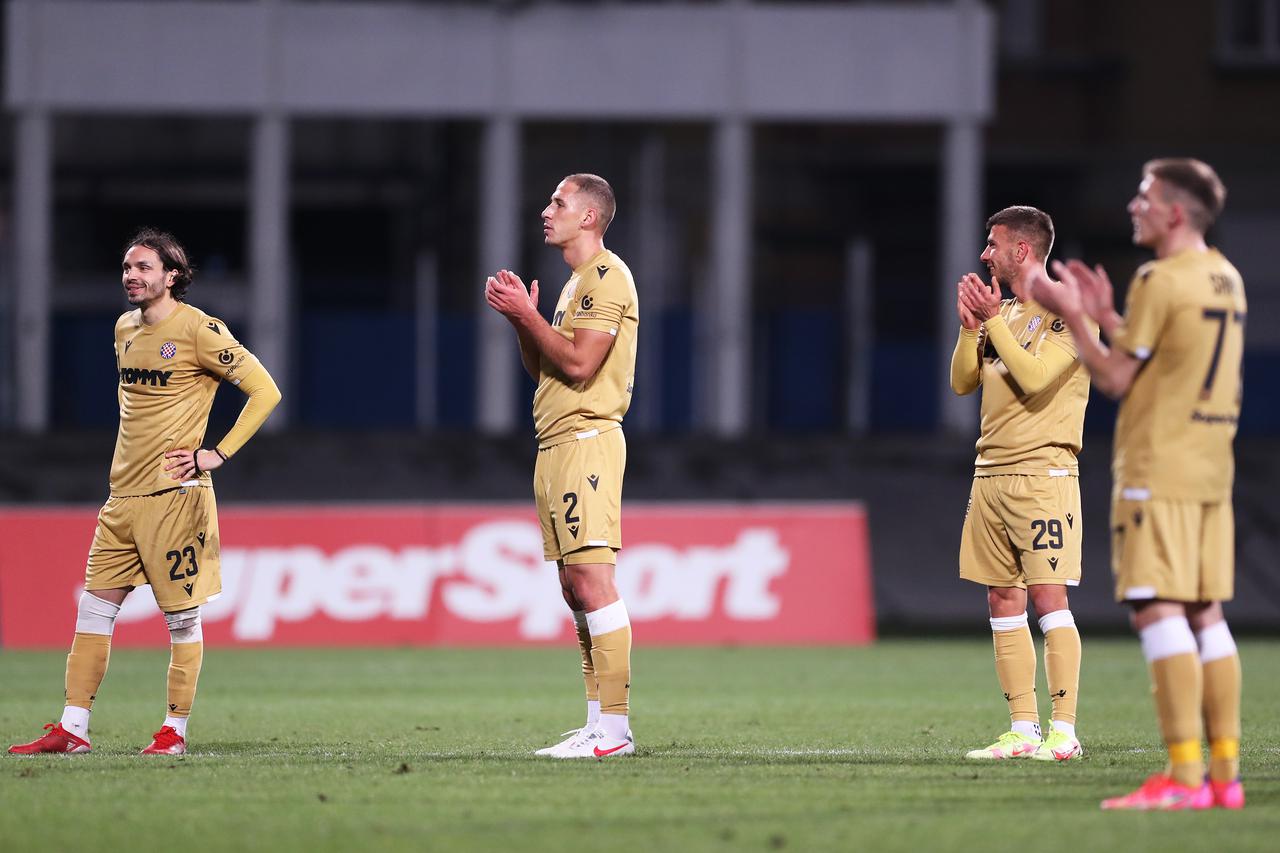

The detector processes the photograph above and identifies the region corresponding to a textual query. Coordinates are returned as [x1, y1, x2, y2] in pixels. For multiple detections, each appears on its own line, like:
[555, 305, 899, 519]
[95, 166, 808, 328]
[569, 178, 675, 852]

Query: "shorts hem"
[960, 575, 1026, 590]
[1115, 592, 1234, 605]
[155, 591, 222, 614]
[563, 546, 619, 566]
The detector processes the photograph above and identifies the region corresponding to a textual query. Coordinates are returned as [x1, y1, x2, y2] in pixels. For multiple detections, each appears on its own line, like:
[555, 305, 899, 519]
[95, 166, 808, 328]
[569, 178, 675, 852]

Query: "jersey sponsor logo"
[119, 367, 174, 386]
[581, 295, 594, 311]
[1050, 319, 1065, 333]
[218, 350, 234, 366]
[596, 265, 609, 279]
[1190, 410, 1238, 425]
[160, 341, 177, 359]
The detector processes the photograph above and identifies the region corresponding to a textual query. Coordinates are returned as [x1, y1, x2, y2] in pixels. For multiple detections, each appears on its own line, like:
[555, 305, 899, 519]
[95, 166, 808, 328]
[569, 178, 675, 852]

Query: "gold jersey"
[1110, 248, 1246, 501]
[971, 298, 1091, 474]
[110, 302, 265, 497]
[532, 249, 639, 448]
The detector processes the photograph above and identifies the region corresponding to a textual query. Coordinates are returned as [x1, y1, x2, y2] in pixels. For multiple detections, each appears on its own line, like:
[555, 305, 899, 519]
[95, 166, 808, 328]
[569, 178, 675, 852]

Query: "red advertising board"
[0, 503, 873, 648]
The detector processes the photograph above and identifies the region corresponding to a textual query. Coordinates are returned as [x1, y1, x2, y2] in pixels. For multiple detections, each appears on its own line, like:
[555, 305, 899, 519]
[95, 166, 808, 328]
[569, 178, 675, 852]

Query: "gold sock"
[1044, 625, 1082, 726]
[590, 624, 632, 717]
[573, 611, 599, 704]
[166, 642, 204, 719]
[65, 632, 112, 709]
[1202, 654, 1242, 782]
[1150, 652, 1203, 787]
[993, 625, 1038, 727]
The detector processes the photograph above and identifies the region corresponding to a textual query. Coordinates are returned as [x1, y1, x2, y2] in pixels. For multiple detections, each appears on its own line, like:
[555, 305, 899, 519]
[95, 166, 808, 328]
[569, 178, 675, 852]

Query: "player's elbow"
[562, 362, 597, 385]
[1096, 377, 1127, 400]
[950, 375, 977, 396]
[1017, 374, 1053, 396]
[257, 383, 283, 411]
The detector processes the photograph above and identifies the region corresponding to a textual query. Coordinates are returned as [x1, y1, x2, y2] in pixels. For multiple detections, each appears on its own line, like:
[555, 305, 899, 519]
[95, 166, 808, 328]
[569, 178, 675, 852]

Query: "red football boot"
[1210, 778, 1246, 810]
[140, 726, 186, 755]
[8, 723, 91, 755]
[1101, 774, 1212, 811]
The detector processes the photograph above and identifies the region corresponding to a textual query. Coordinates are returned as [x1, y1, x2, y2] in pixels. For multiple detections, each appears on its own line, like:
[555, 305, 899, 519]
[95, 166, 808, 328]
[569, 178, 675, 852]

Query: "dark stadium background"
[1, 0, 1277, 631]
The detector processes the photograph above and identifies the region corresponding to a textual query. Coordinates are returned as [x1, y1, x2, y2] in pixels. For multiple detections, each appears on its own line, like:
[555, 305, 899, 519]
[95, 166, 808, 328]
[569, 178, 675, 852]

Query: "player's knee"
[164, 607, 203, 644]
[75, 592, 122, 636]
[1030, 585, 1069, 613]
[1038, 609, 1076, 633]
[986, 586, 1025, 617]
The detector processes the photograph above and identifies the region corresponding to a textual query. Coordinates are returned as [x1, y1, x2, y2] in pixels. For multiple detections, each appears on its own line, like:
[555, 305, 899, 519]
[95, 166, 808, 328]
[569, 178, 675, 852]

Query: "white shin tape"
[165, 607, 203, 644]
[75, 592, 121, 636]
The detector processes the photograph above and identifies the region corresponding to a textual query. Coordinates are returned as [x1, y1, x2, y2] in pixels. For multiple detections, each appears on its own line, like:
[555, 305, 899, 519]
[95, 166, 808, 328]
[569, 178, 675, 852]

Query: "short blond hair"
[564, 173, 616, 234]
[1144, 158, 1226, 232]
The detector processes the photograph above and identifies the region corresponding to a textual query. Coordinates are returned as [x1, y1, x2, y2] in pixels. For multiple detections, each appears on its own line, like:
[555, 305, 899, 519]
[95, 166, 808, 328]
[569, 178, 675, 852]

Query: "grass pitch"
[1, 639, 1276, 852]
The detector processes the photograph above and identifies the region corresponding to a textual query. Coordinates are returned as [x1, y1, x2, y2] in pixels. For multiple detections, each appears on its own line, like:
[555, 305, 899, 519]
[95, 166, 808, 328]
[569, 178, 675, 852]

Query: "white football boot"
[535, 724, 633, 757]
[544, 723, 635, 759]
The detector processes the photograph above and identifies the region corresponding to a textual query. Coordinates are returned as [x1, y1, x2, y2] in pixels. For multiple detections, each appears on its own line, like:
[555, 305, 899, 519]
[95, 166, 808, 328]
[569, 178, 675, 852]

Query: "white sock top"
[163, 716, 189, 738]
[586, 600, 630, 636]
[1196, 621, 1237, 663]
[1038, 609, 1076, 633]
[1012, 720, 1041, 740]
[1139, 616, 1198, 663]
[990, 612, 1029, 632]
[597, 713, 629, 741]
[60, 705, 91, 738]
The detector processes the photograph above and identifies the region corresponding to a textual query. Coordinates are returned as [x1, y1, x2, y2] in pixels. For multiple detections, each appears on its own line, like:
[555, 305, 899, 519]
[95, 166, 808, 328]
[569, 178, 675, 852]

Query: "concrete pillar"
[630, 130, 668, 432]
[14, 111, 52, 432]
[706, 118, 752, 436]
[845, 236, 874, 434]
[249, 112, 290, 429]
[476, 116, 521, 434]
[414, 249, 439, 429]
[938, 119, 982, 433]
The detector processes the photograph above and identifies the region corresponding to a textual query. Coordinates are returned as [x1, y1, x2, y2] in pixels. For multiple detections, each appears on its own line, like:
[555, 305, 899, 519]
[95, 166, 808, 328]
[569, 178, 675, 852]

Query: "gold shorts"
[534, 427, 626, 565]
[1111, 491, 1234, 603]
[959, 474, 1083, 589]
[85, 486, 222, 612]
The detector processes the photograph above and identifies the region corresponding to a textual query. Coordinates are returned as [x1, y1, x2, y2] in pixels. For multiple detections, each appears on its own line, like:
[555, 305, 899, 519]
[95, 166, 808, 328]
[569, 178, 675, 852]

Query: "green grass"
[1, 640, 1276, 852]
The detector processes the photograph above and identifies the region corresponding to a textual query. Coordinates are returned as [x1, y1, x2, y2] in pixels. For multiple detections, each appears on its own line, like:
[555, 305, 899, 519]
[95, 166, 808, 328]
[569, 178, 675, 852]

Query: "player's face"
[121, 245, 176, 308]
[1127, 174, 1170, 249]
[979, 225, 1018, 284]
[541, 180, 585, 248]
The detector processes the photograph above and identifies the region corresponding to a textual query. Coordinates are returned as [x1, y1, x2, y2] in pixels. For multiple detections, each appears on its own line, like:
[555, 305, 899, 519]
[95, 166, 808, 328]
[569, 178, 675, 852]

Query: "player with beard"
[951, 206, 1092, 762]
